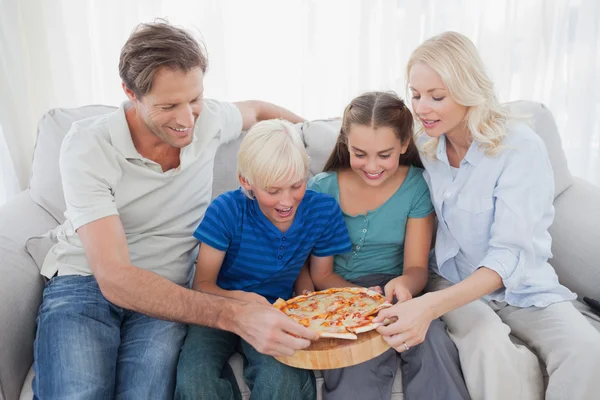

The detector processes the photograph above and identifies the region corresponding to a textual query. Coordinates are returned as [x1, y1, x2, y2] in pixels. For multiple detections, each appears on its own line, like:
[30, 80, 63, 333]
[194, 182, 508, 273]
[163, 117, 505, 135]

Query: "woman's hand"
[383, 277, 413, 303]
[374, 294, 436, 352]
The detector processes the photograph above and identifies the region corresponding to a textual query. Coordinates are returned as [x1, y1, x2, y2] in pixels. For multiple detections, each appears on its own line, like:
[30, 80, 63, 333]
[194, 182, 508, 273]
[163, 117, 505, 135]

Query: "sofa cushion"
[299, 119, 341, 177]
[507, 101, 573, 198]
[29, 105, 117, 223]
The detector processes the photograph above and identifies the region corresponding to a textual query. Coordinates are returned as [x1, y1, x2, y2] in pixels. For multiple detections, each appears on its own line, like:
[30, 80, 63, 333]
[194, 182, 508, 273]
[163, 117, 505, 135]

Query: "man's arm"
[77, 215, 318, 355]
[234, 100, 305, 130]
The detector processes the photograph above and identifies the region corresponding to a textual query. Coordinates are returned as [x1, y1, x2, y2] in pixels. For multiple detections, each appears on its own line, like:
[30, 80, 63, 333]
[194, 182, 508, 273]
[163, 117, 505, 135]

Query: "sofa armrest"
[549, 178, 600, 300]
[0, 190, 58, 400]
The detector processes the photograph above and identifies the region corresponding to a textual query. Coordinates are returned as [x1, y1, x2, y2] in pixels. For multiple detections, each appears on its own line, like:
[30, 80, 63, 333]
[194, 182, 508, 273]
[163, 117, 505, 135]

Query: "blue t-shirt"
[308, 166, 434, 280]
[194, 188, 352, 302]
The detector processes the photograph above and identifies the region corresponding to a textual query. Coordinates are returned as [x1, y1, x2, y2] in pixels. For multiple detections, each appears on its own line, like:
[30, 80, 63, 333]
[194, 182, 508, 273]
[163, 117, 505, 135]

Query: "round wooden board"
[275, 330, 391, 370]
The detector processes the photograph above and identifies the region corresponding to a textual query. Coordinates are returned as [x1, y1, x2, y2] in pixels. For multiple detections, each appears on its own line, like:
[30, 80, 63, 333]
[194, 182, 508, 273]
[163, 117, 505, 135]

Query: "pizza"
[273, 287, 392, 340]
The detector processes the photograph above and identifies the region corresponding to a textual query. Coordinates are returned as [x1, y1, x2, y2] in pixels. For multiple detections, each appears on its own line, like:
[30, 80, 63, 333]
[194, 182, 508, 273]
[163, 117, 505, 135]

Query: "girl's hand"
[374, 295, 435, 352]
[383, 277, 413, 303]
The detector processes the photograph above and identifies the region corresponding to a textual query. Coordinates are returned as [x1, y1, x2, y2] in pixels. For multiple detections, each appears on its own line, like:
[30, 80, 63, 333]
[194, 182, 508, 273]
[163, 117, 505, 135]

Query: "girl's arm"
[309, 254, 356, 290]
[193, 243, 269, 305]
[383, 213, 434, 303]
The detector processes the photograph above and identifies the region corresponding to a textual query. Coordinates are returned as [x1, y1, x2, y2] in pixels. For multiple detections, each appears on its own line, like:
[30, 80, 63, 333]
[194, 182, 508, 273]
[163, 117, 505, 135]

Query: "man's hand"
[234, 302, 318, 357]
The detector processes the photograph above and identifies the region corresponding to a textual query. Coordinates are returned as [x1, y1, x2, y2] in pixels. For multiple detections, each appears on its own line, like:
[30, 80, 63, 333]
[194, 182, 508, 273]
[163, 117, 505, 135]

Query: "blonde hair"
[406, 31, 513, 158]
[237, 119, 309, 198]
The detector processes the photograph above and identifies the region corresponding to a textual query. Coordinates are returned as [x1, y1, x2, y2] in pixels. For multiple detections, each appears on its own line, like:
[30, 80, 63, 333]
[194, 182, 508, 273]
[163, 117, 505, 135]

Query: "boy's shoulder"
[211, 188, 247, 211]
[300, 189, 340, 221]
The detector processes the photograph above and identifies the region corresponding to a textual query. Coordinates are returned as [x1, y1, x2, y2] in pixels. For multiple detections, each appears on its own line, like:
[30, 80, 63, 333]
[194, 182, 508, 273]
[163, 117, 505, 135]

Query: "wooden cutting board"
[275, 330, 391, 370]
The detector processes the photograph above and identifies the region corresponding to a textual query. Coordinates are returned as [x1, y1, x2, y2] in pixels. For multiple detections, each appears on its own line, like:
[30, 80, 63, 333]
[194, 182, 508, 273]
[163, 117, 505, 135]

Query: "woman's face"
[409, 62, 469, 140]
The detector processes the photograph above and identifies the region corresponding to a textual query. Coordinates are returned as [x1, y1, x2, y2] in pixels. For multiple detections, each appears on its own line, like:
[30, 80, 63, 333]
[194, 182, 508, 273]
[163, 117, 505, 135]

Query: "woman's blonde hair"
[237, 119, 309, 198]
[406, 31, 513, 158]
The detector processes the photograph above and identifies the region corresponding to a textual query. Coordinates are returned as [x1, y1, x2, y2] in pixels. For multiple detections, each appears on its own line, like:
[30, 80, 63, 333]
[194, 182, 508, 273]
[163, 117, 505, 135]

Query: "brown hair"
[323, 91, 422, 171]
[118, 20, 208, 98]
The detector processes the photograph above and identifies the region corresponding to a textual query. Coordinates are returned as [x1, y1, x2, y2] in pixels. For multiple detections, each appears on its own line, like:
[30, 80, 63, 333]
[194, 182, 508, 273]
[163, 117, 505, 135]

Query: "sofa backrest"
[29, 100, 572, 224]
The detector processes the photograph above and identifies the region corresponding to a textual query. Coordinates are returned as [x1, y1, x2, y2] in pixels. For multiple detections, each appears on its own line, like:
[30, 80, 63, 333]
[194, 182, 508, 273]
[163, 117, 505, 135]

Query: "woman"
[374, 31, 600, 400]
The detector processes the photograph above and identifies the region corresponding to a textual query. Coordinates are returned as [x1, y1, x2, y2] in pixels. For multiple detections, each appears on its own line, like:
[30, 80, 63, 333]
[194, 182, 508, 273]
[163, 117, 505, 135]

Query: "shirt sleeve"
[312, 198, 353, 257]
[408, 176, 435, 218]
[479, 137, 555, 290]
[59, 127, 120, 230]
[193, 194, 237, 251]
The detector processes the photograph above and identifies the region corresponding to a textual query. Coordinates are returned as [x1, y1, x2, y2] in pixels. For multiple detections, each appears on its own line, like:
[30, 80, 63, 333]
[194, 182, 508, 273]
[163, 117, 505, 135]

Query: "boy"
[175, 119, 352, 400]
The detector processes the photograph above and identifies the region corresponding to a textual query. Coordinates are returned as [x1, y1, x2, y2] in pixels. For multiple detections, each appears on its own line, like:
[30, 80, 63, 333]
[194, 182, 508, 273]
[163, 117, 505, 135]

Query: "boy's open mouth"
[275, 206, 293, 218]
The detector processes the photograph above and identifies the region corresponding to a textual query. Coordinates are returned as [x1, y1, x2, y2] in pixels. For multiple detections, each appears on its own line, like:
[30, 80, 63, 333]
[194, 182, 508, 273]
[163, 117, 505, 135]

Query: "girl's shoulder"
[307, 171, 338, 193]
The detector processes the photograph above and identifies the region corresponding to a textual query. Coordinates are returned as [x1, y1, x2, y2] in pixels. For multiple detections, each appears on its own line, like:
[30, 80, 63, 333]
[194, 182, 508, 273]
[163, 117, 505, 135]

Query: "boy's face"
[242, 178, 307, 231]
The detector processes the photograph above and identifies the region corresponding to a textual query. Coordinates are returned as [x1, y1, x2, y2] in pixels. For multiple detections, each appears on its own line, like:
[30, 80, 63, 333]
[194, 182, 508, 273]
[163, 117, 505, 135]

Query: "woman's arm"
[383, 213, 434, 302]
[193, 243, 269, 305]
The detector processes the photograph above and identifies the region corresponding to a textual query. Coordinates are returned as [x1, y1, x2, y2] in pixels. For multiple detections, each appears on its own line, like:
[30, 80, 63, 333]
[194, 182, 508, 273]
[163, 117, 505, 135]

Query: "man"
[33, 21, 317, 399]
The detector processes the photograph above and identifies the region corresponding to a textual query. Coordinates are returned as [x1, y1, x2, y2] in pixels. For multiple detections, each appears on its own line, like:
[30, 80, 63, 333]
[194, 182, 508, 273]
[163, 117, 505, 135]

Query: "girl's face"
[346, 124, 408, 187]
[409, 62, 469, 140]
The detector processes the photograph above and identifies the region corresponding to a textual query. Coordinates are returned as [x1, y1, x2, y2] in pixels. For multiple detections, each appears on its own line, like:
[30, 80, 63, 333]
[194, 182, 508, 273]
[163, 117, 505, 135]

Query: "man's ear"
[122, 82, 137, 102]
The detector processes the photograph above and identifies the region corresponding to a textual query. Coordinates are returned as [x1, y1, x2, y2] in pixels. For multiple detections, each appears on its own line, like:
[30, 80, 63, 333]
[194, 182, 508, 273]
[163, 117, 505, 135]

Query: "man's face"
[132, 67, 205, 149]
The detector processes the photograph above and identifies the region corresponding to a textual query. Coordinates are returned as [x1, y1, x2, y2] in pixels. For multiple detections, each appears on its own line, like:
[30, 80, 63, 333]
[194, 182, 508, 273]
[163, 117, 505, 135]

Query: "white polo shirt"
[40, 99, 243, 285]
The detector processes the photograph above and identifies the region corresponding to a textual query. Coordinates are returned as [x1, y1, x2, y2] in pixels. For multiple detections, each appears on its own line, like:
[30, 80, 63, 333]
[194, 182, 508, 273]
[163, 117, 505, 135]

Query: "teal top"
[307, 166, 434, 280]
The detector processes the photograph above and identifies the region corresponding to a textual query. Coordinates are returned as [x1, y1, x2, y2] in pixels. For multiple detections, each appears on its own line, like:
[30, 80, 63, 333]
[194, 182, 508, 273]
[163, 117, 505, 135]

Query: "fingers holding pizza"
[235, 301, 319, 357]
[374, 295, 436, 352]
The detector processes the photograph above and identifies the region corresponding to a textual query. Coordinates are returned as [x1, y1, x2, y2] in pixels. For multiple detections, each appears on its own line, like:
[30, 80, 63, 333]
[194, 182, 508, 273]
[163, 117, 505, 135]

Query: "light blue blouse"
[421, 121, 576, 307]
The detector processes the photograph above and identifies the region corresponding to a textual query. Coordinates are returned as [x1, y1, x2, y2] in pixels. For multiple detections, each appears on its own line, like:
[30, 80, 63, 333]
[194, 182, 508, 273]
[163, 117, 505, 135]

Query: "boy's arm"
[309, 254, 356, 290]
[194, 243, 270, 305]
[293, 262, 315, 295]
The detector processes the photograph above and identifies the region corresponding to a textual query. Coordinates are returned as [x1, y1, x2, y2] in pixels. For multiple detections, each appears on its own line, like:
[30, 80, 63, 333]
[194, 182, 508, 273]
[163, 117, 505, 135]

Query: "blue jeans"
[175, 325, 315, 400]
[33, 275, 186, 400]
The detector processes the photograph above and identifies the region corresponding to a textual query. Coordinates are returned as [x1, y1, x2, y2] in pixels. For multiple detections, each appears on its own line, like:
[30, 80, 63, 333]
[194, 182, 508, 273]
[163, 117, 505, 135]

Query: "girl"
[375, 31, 600, 400]
[307, 91, 469, 400]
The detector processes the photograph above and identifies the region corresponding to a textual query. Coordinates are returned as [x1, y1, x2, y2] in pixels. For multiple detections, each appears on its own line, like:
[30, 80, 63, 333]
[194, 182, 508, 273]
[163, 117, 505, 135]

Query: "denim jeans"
[175, 325, 315, 400]
[33, 275, 186, 400]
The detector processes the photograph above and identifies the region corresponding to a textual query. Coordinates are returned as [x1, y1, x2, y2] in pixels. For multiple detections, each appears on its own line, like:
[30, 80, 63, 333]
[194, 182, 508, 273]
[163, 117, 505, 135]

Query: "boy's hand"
[237, 291, 270, 305]
[383, 277, 413, 303]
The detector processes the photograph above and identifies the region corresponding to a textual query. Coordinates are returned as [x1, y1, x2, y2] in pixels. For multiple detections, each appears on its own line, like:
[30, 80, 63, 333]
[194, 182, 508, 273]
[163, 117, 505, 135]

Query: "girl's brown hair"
[323, 91, 422, 172]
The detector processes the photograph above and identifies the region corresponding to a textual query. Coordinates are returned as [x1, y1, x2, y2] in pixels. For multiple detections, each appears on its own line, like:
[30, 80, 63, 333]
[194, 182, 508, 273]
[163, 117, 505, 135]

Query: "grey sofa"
[1, 101, 599, 400]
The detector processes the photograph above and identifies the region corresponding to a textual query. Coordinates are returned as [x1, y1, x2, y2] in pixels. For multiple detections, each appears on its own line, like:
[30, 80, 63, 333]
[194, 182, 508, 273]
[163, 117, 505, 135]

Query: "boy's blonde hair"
[406, 31, 514, 158]
[237, 119, 309, 198]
